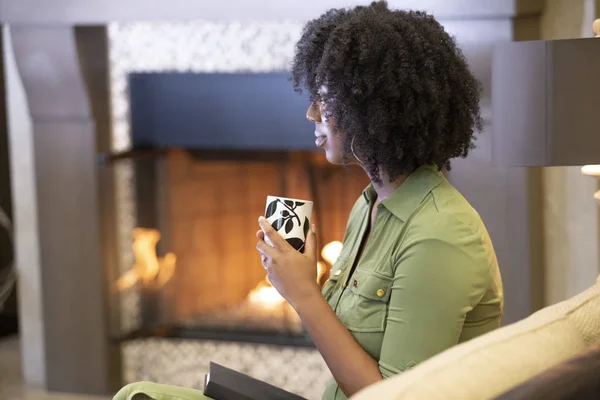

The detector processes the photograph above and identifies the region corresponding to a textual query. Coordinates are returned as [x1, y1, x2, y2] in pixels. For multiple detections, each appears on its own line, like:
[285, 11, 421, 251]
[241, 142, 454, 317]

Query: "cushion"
[351, 277, 600, 400]
[493, 344, 600, 400]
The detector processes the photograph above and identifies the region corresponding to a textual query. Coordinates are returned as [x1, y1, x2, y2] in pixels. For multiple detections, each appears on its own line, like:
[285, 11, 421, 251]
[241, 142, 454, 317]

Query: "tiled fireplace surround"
[6, 1, 548, 399]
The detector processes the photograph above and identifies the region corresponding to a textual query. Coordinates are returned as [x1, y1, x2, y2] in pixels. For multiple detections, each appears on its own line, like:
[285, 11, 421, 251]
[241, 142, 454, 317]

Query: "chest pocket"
[341, 269, 393, 333]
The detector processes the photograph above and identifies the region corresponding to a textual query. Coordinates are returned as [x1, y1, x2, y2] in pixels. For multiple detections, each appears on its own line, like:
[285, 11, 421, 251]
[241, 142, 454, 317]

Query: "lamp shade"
[492, 37, 600, 167]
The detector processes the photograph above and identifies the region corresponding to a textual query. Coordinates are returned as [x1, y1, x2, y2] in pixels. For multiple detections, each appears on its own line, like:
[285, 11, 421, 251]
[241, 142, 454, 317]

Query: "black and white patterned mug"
[263, 196, 313, 252]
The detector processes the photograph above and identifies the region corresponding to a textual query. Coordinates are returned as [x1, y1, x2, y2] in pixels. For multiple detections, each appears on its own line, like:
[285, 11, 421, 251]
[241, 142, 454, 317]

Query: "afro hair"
[291, 0, 482, 183]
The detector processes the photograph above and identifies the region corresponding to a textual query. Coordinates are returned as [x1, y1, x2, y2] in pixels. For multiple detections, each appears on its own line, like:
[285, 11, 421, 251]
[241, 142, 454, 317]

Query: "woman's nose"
[306, 102, 322, 123]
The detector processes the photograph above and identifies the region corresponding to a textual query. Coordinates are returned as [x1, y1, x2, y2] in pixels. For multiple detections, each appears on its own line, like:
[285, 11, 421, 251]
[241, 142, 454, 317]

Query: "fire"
[245, 241, 342, 306]
[247, 278, 285, 308]
[246, 263, 329, 308]
[116, 229, 342, 315]
[321, 241, 343, 265]
[317, 261, 327, 282]
[116, 228, 176, 290]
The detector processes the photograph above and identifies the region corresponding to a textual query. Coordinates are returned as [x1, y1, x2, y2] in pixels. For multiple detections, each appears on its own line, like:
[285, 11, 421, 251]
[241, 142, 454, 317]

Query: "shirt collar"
[362, 165, 445, 221]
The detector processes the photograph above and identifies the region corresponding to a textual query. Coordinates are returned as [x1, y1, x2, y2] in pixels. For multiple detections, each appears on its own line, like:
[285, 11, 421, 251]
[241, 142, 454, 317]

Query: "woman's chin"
[324, 150, 344, 165]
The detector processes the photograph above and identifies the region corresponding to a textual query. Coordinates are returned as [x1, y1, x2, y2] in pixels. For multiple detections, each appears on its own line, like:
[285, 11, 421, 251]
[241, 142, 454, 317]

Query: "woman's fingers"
[256, 239, 278, 262]
[303, 224, 318, 263]
[260, 254, 269, 270]
[256, 224, 279, 270]
[257, 244, 271, 270]
[258, 216, 287, 249]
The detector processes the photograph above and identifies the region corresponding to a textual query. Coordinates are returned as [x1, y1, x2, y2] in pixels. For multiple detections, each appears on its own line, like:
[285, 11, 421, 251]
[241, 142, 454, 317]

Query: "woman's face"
[306, 95, 345, 165]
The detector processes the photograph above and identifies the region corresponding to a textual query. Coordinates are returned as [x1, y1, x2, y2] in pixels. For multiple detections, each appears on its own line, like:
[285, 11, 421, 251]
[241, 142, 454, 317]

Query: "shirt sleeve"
[378, 222, 490, 378]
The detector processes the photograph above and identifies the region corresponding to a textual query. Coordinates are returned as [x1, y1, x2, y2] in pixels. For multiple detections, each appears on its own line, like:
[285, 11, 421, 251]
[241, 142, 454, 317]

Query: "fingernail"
[258, 216, 265, 223]
[312, 224, 316, 233]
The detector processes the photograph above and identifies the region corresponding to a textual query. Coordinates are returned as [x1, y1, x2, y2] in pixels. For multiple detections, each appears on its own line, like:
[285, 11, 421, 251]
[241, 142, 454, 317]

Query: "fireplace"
[106, 72, 369, 347]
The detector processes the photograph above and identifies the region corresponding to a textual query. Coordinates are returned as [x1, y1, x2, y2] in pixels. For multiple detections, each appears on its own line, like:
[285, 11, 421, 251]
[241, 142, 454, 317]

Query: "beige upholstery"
[352, 277, 600, 400]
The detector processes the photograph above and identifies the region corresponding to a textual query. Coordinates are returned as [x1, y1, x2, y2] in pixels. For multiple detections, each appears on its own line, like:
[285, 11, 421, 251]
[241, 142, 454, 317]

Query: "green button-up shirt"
[321, 166, 504, 400]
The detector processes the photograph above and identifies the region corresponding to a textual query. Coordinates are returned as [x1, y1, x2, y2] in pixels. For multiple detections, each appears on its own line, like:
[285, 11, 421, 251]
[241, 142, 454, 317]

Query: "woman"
[114, 1, 503, 399]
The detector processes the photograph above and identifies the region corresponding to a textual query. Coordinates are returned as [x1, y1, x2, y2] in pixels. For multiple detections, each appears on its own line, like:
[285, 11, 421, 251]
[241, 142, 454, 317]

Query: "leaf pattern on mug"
[303, 217, 310, 238]
[272, 218, 284, 231]
[267, 198, 309, 251]
[285, 218, 294, 234]
[265, 200, 278, 219]
[286, 237, 305, 251]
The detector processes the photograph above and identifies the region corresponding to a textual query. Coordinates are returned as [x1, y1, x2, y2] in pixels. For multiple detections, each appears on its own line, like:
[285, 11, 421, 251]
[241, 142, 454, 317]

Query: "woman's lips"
[315, 136, 327, 147]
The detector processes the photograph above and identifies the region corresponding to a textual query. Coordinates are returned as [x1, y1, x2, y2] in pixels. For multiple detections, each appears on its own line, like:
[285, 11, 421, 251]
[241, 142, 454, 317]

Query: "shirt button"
[353, 279, 359, 288]
[334, 270, 342, 276]
[377, 289, 385, 297]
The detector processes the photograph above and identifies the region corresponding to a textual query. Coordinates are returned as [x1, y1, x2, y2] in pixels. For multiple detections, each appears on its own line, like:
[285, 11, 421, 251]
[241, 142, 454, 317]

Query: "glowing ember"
[321, 241, 343, 265]
[247, 279, 285, 308]
[245, 241, 342, 307]
[116, 228, 176, 290]
[317, 261, 327, 282]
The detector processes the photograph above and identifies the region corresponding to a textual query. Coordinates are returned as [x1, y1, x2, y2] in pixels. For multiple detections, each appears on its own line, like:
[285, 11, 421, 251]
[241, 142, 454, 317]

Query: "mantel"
[0, 0, 542, 24]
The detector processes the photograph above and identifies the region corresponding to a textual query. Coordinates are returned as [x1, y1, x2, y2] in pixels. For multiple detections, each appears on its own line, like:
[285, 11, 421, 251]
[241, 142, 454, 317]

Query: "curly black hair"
[291, 1, 482, 183]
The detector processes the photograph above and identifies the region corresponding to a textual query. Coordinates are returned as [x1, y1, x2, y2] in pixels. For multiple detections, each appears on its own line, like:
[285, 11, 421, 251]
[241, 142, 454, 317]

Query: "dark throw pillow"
[494, 344, 600, 400]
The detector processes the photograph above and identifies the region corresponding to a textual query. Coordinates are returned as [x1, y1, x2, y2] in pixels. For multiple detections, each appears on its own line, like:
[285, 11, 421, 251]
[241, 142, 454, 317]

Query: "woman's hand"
[256, 217, 383, 397]
[255, 216, 321, 309]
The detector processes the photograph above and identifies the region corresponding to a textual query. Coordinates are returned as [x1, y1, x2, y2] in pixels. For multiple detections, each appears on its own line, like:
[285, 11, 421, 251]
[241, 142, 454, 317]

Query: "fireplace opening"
[108, 149, 368, 346]
[105, 71, 369, 346]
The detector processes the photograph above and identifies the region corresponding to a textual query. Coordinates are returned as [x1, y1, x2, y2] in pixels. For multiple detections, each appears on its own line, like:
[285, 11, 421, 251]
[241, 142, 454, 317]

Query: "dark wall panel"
[129, 72, 314, 151]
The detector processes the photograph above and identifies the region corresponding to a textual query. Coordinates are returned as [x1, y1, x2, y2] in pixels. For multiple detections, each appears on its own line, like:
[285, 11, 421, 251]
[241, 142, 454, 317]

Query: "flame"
[317, 261, 327, 283]
[245, 241, 341, 307]
[116, 269, 139, 290]
[245, 262, 327, 308]
[321, 241, 343, 265]
[247, 279, 285, 308]
[116, 228, 176, 290]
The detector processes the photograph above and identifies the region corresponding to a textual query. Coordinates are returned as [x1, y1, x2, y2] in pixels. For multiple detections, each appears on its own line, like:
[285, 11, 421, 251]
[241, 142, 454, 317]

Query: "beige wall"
[540, 0, 600, 305]
[2, 27, 46, 387]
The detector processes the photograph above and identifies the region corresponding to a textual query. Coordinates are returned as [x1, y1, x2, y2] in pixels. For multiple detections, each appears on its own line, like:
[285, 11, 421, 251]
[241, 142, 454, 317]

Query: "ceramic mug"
[263, 196, 313, 251]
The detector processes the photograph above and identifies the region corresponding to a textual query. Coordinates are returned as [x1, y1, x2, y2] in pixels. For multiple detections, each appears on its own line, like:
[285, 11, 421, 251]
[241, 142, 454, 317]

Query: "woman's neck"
[370, 170, 409, 202]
